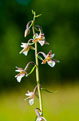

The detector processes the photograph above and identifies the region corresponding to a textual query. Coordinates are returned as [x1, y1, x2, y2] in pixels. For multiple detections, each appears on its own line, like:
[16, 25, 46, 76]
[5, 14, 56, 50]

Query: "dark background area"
[0, 0, 79, 90]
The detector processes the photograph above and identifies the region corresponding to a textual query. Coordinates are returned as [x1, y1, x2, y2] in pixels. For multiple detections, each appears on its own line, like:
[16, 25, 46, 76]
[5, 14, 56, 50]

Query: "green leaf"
[35, 14, 42, 18]
[41, 88, 53, 93]
[38, 55, 43, 61]
[32, 10, 41, 18]
[26, 65, 36, 77]
[32, 10, 36, 16]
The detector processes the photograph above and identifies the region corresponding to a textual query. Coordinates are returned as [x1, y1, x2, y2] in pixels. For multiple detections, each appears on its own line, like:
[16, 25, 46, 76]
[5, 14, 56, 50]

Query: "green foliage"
[26, 65, 36, 77]
[37, 55, 43, 61]
[41, 88, 53, 93]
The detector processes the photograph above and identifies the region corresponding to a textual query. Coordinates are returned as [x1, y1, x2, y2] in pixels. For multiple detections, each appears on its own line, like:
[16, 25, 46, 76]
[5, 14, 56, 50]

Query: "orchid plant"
[15, 10, 59, 121]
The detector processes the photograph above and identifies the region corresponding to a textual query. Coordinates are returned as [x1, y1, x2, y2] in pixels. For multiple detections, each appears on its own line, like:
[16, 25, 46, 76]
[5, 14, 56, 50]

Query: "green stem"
[35, 42, 43, 113]
[32, 15, 43, 113]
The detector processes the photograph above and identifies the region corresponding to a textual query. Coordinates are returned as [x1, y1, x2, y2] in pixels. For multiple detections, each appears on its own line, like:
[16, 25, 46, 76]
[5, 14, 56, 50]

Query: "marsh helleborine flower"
[15, 62, 34, 82]
[33, 33, 45, 46]
[35, 108, 47, 121]
[15, 11, 60, 121]
[19, 42, 35, 56]
[24, 86, 37, 105]
[15, 67, 27, 82]
[38, 50, 59, 67]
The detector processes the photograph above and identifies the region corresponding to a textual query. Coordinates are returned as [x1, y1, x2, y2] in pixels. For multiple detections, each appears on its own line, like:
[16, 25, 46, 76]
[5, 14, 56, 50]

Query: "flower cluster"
[15, 10, 59, 121]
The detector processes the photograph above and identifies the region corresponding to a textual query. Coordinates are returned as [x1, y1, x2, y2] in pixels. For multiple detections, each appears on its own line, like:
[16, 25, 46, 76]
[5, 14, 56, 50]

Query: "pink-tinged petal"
[21, 43, 28, 48]
[38, 40, 45, 46]
[24, 28, 30, 37]
[50, 53, 55, 58]
[29, 98, 34, 105]
[16, 67, 23, 70]
[47, 60, 55, 67]
[25, 92, 33, 96]
[24, 97, 30, 101]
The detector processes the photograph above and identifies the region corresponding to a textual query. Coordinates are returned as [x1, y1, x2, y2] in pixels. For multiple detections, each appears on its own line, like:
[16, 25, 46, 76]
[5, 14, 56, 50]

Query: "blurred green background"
[0, 0, 79, 121]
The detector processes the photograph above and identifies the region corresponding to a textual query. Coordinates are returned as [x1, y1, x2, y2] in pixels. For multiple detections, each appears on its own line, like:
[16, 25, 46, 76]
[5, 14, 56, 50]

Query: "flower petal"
[15, 69, 23, 72]
[21, 43, 28, 48]
[16, 74, 25, 82]
[50, 54, 55, 58]
[29, 98, 34, 105]
[36, 117, 42, 121]
[47, 60, 55, 67]
[23, 50, 28, 56]
[24, 97, 29, 101]
[38, 40, 45, 46]
[25, 92, 33, 96]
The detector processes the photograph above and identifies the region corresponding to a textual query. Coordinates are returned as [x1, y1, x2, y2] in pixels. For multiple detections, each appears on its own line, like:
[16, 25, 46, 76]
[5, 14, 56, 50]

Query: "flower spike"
[35, 108, 47, 121]
[15, 11, 60, 121]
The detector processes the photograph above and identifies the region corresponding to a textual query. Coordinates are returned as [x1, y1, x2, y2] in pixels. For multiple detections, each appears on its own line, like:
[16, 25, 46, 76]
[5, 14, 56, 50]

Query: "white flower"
[19, 42, 35, 56]
[15, 62, 35, 82]
[25, 91, 35, 105]
[38, 51, 59, 67]
[24, 86, 37, 105]
[15, 67, 27, 82]
[33, 33, 45, 46]
[42, 51, 59, 67]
